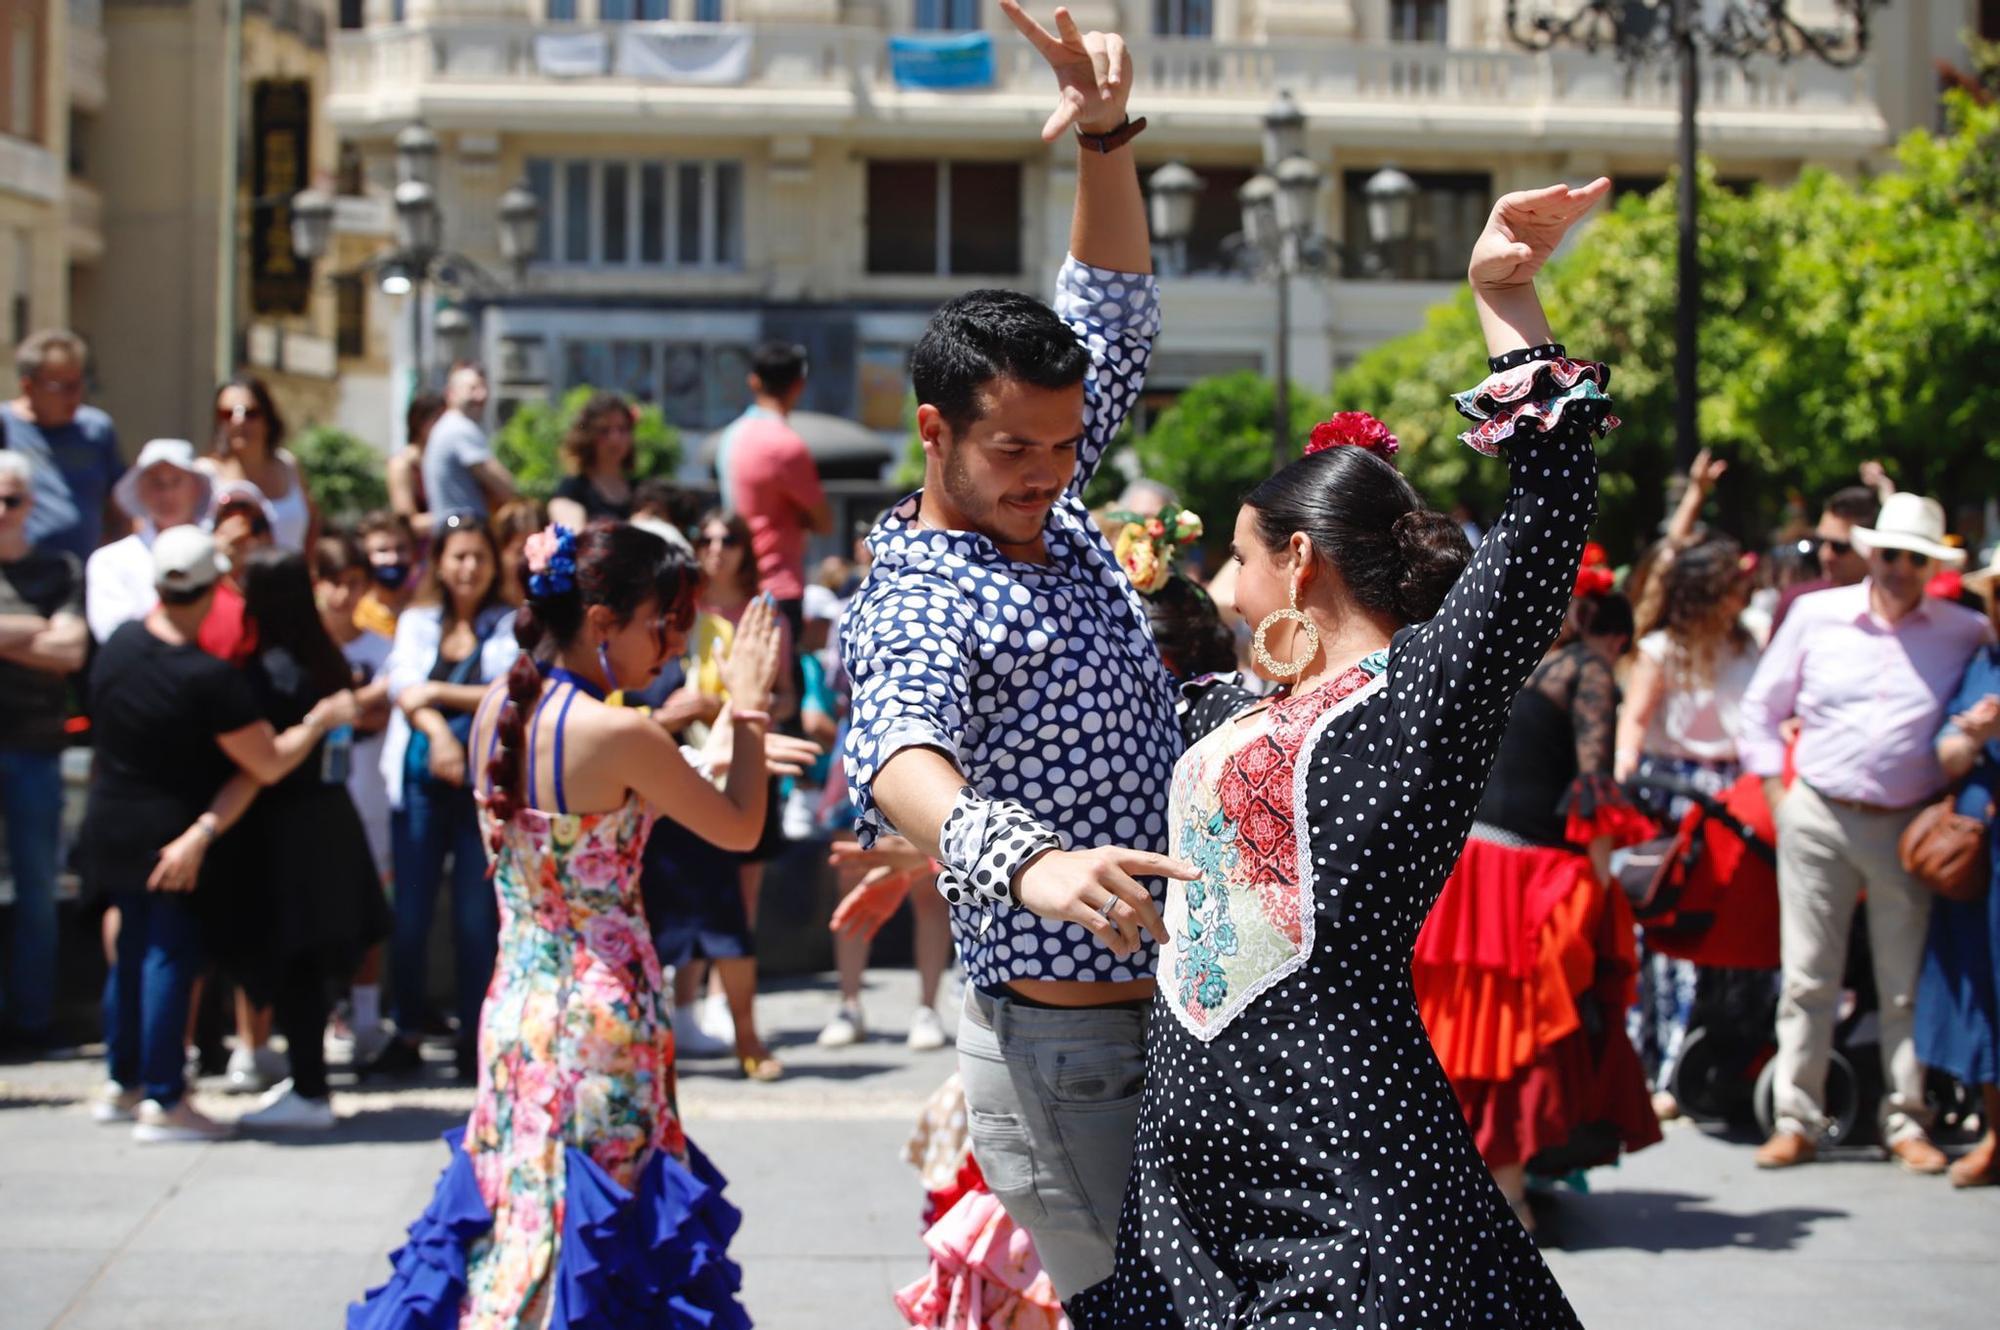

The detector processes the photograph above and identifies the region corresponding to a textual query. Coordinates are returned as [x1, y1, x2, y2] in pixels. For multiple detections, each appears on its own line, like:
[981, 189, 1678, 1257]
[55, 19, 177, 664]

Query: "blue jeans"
[104, 888, 203, 1105]
[0, 749, 64, 1035]
[390, 778, 497, 1038]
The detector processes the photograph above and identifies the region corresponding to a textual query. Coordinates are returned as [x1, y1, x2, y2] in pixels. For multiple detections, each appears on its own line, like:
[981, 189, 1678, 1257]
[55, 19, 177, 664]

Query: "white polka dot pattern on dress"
[1065, 344, 1611, 1329]
[841, 256, 1181, 990]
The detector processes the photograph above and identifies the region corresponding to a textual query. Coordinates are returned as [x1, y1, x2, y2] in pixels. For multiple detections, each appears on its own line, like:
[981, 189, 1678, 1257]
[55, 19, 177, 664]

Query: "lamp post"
[1503, 0, 1882, 470]
[291, 122, 542, 396]
[1146, 96, 1418, 473]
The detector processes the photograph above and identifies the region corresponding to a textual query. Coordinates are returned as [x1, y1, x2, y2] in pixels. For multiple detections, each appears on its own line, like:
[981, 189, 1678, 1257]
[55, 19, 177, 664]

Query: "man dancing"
[841, 2, 1194, 1301]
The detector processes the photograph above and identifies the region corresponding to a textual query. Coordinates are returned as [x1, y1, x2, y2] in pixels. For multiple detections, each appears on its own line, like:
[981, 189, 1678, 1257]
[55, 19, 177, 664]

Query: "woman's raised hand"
[1467, 178, 1612, 291]
[722, 594, 782, 716]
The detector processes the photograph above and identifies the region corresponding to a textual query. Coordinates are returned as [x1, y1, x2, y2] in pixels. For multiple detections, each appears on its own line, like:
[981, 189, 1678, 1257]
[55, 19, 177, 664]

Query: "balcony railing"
[328, 24, 1881, 123]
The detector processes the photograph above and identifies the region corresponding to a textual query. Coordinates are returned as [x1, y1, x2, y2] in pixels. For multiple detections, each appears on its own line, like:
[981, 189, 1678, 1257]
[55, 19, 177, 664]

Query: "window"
[857, 342, 910, 431]
[1169, 164, 1254, 275]
[334, 275, 367, 359]
[547, 0, 577, 19]
[914, 0, 979, 31]
[1341, 170, 1488, 280]
[693, 0, 723, 18]
[601, 0, 671, 19]
[338, 0, 364, 29]
[6, 3, 40, 143]
[866, 161, 1021, 277]
[526, 158, 743, 269]
[1154, 0, 1211, 37]
[1388, 0, 1446, 44]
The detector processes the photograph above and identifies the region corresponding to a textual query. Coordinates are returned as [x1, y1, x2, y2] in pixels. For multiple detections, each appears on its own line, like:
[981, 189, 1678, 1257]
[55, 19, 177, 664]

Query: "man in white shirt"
[85, 440, 212, 642]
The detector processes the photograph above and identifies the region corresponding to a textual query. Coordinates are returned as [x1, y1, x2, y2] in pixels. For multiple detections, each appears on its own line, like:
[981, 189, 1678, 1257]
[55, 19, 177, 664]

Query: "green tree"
[1133, 372, 1333, 543]
[494, 387, 681, 501]
[293, 425, 389, 522]
[1335, 95, 2000, 555]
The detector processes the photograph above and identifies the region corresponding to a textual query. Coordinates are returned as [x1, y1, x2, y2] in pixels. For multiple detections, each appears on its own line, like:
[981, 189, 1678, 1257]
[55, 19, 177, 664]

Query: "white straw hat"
[1963, 547, 2000, 591]
[1848, 493, 1965, 568]
[113, 439, 211, 521]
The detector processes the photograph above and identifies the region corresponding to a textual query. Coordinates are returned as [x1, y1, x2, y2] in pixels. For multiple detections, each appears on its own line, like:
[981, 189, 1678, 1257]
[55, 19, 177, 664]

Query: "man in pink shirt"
[1739, 493, 1994, 1174]
[716, 341, 832, 644]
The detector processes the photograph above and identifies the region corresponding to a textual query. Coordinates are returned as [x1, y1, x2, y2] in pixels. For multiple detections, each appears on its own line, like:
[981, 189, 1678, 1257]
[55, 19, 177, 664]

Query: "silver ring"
[1099, 898, 1118, 923]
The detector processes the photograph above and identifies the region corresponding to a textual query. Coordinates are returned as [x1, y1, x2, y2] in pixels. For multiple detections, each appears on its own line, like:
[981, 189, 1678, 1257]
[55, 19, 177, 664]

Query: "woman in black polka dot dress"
[1066, 179, 1618, 1328]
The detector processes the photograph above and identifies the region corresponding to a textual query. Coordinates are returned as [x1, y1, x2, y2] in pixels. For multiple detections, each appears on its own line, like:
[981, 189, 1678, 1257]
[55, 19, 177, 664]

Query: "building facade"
[0, 0, 101, 351]
[323, 0, 1987, 458]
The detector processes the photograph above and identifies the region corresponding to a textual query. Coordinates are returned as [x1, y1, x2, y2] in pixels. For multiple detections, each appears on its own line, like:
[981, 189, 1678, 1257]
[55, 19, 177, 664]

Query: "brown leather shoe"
[1887, 1135, 1949, 1176]
[1755, 1131, 1818, 1169]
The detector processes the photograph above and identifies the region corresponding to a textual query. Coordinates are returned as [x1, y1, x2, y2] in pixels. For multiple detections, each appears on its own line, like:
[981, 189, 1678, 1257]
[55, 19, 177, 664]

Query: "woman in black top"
[197, 548, 393, 1130]
[547, 392, 638, 531]
[85, 527, 353, 1142]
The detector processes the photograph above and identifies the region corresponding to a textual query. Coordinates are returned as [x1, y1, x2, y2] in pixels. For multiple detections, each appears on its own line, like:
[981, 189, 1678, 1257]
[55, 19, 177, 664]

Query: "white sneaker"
[184, 1045, 205, 1089]
[133, 1098, 234, 1143]
[239, 1080, 336, 1132]
[817, 1003, 866, 1048]
[907, 1005, 950, 1052]
[671, 1007, 731, 1058]
[91, 1081, 144, 1124]
[225, 1045, 271, 1095]
[697, 992, 735, 1044]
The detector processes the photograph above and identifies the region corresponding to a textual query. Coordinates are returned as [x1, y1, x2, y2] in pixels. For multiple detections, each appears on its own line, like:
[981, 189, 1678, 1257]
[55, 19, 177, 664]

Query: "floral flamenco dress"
[1067, 347, 1615, 1329]
[351, 669, 749, 1330]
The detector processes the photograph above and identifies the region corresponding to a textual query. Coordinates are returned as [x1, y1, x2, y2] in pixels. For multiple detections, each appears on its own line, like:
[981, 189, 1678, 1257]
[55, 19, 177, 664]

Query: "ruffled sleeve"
[1452, 344, 1620, 458]
[1558, 772, 1657, 849]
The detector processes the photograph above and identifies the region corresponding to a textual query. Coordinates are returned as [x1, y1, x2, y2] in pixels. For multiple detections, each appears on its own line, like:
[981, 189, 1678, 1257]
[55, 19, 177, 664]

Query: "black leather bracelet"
[1075, 115, 1148, 154]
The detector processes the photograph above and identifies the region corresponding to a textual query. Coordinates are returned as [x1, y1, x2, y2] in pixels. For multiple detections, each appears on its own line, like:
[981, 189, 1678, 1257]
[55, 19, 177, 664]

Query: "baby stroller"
[1620, 773, 1977, 1146]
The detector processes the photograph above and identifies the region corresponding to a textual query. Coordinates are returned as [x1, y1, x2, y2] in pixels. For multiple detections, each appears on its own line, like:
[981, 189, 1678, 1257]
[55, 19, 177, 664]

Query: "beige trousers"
[1772, 782, 1935, 1143]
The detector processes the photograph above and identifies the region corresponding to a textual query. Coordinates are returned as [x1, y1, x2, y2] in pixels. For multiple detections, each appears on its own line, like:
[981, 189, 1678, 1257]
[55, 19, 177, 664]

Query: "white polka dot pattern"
[841, 256, 1180, 990]
[937, 786, 1064, 905]
[1066, 344, 1608, 1329]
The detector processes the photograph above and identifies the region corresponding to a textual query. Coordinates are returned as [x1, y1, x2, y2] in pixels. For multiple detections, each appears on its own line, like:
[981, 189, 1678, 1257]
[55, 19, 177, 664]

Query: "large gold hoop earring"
[1251, 583, 1320, 680]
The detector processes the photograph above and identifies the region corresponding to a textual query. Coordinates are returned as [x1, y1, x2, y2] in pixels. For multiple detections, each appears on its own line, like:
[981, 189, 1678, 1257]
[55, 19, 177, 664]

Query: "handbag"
[1898, 793, 1992, 904]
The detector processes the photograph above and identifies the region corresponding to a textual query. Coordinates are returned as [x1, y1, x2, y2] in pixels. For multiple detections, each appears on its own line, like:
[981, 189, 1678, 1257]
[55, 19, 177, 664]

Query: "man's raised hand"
[1000, 1, 1133, 141]
[1013, 846, 1197, 960]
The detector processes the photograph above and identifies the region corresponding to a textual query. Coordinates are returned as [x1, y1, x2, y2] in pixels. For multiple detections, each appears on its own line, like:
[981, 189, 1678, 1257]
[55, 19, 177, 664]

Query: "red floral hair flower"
[1580, 541, 1610, 570]
[1574, 564, 1617, 599]
[1306, 412, 1400, 460]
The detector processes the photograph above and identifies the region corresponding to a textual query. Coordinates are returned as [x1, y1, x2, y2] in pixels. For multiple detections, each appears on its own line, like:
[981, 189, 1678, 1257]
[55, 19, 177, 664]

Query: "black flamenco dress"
[1067, 346, 1615, 1328]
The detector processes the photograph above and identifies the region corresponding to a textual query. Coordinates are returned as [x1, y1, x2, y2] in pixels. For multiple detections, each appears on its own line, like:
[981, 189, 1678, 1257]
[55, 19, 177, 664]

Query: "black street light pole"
[1504, 0, 1883, 471]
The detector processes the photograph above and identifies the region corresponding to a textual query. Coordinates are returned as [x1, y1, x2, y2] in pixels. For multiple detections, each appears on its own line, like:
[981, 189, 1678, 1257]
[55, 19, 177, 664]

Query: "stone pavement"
[2, 970, 1996, 1330]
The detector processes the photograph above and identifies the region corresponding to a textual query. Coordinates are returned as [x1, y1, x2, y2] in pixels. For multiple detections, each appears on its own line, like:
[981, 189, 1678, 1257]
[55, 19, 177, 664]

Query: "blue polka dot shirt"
[840, 256, 1180, 989]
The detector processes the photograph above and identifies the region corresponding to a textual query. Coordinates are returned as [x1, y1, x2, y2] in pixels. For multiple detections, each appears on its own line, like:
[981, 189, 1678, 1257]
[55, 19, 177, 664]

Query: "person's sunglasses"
[0, 494, 26, 512]
[217, 405, 265, 423]
[32, 378, 84, 395]
[1817, 537, 1854, 559]
[701, 533, 743, 549]
[1877, 547, 1932, 568]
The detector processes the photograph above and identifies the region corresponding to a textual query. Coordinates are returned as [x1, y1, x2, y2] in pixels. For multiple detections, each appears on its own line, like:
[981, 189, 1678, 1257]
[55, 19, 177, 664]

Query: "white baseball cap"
[152, 524, 228, 594]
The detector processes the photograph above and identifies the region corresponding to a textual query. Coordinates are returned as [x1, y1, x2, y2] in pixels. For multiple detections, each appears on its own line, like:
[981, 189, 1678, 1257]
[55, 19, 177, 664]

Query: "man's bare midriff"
[1005, 977, 1157, 1007]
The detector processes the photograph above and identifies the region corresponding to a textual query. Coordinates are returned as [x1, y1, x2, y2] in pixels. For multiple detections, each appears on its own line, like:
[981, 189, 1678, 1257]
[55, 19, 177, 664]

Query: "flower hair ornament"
[1574, 540, 1616, 599]
[523, 523, 578, 599]
[1307, 412, 1400, 461]
[1110, 504, 1203, 597]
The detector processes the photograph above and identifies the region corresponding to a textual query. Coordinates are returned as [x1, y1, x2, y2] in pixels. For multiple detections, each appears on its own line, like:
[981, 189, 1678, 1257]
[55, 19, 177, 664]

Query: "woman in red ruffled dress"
[1413, 574, 1662, 1233]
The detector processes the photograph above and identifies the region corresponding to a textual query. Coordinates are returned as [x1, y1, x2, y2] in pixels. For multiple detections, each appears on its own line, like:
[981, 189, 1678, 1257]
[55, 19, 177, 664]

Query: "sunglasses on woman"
[217, 405, 265, 423]
[702, 533, 743, 550]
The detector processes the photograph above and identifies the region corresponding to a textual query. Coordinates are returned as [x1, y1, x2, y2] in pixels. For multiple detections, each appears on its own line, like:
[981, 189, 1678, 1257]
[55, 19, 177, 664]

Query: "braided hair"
[483, 522, 700, 847]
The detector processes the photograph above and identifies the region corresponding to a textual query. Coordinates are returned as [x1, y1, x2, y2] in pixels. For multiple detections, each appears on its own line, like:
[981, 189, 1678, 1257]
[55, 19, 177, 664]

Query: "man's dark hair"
[1824, 486, 1880, 526]
[910, 289, 1090, 433]
[750, 341, 808, 399]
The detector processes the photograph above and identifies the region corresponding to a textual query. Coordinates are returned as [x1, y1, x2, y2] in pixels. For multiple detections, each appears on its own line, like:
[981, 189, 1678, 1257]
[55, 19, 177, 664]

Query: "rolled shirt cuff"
[937, 786, 1063, 907]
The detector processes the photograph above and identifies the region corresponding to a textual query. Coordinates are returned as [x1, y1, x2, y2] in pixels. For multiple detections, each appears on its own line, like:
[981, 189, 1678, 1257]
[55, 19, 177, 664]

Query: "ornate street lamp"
[288, 188, 333, 263]
[1504, 0, 1883, 468]
[394, 122, 441, 190]
[1146, 161, 1202, 276]
[1361, 165, 1417, 268]
[434, 305, 475, 369]
[497, 181, 544, 272]
[1261, 90, 1306, 170]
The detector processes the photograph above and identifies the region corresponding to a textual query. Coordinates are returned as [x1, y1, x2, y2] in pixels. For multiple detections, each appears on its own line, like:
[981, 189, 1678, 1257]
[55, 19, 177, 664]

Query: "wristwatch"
[1075, 115, 1147, 154]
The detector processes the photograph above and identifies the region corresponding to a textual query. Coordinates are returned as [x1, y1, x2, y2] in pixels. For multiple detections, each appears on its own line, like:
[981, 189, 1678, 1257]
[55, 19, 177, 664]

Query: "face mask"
[371, 561, 411, 591]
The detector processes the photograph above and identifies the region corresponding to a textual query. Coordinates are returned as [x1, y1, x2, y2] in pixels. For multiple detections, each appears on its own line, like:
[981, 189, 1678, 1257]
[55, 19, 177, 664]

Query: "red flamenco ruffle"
[1451, 357, 1620, 458]
[896, 1185, 1070, 1330]
[1558, 773, 1658, 849]
[1451, 889, 1661, 1170]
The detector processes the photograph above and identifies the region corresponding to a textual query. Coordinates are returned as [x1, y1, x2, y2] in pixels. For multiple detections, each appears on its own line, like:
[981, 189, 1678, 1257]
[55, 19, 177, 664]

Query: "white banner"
[614, 27, 753, 86]
[533, 31, 611, 78]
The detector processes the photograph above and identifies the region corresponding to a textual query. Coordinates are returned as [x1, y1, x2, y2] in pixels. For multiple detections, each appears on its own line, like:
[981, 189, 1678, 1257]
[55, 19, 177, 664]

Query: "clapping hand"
[721, 594, 782, 716]
[1953, 695, 2000, 748]
[1000, 1, 1133, 141]
[698, 708, 824, 779]
[831, 865, 920, 943]
[1467, 178, 1612, 291]
[1689, 447, 1728, 493]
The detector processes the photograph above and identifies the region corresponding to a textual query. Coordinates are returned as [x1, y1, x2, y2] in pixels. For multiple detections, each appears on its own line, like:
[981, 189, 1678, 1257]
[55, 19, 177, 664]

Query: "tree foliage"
[493, 386, 681, 500]
[294, 425, 389, 522]
[1133, 372, 1333, 544]
[1334, 95, 2000, 555]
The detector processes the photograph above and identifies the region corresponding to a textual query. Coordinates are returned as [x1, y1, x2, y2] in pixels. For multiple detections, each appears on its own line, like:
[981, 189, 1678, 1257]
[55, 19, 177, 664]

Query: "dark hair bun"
[1391, 510, 1472, 623]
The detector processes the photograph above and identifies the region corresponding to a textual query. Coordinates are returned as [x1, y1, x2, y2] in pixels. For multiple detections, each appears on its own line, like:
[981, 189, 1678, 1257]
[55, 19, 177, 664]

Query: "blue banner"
[888, 32, 996, 91]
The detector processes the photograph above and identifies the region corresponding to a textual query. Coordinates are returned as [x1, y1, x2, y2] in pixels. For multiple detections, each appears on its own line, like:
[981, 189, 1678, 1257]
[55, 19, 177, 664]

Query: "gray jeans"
[957, 987, 1150, 1299]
